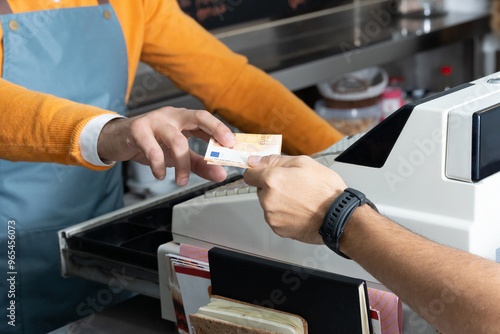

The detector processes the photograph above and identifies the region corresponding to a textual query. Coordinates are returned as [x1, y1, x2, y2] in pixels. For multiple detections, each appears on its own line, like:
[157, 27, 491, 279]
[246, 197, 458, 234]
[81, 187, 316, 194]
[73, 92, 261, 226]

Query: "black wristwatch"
[319, 188, 377, 259]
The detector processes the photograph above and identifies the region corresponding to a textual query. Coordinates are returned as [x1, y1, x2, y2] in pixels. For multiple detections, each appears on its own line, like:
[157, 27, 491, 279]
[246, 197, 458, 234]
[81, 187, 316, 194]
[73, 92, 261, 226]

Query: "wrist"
[97, 117, 123, 162]
[338, 204, 375, 258]
[79, 114, 123, 167]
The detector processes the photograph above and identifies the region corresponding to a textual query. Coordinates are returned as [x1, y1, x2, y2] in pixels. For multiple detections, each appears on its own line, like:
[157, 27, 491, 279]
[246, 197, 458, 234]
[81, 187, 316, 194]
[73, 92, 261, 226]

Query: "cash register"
[58, 72, 500, 331]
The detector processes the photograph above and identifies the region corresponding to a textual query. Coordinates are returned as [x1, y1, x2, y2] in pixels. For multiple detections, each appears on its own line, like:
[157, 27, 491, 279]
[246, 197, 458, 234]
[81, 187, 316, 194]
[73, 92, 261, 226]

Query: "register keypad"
[204, 179, 256, 198]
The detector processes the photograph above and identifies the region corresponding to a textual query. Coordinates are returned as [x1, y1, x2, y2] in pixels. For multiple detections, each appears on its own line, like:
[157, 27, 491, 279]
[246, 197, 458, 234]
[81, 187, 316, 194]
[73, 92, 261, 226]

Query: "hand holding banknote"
[204, 133, 282, 168]
[244, 154, 345, 244]
[99, 107, 236, 185]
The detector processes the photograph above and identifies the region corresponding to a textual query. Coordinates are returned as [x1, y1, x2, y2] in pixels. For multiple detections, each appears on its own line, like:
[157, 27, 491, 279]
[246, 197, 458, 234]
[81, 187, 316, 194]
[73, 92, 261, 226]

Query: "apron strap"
[0, 0, 13, 15]
[97, 0, 110, 4]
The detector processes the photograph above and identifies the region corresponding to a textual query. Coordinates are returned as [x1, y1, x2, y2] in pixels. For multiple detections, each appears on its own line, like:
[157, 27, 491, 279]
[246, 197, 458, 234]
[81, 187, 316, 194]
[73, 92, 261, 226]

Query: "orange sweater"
[0, 0, 343, 170]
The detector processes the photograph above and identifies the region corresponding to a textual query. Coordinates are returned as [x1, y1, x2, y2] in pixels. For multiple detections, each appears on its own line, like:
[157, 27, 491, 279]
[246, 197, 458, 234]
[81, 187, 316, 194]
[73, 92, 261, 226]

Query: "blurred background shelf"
[126, 0, 491, 116]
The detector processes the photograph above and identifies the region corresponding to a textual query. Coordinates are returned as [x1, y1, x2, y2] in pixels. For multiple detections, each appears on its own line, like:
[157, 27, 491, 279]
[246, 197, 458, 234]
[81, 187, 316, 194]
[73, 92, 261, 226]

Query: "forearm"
[341, 206, 500, 334]
[0, 79, 116, 169]
[141, 0, 343, 155]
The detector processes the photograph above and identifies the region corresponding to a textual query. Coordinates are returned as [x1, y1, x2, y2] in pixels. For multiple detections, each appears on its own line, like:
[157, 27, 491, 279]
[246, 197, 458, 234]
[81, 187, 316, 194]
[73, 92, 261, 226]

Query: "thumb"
[248, 154, 287, 168]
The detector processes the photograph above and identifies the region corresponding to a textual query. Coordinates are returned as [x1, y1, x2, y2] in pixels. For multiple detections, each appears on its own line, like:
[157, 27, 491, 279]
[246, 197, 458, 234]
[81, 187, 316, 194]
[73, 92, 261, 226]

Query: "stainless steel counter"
[127, 0, 490, 115]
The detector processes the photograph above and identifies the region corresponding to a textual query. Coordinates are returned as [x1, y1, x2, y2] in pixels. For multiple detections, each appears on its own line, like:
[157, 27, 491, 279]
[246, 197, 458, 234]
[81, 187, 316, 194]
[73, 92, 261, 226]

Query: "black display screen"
[335, 83, 474, 168]
[472, 104, 500, 182]
[178, 0, 350, 30]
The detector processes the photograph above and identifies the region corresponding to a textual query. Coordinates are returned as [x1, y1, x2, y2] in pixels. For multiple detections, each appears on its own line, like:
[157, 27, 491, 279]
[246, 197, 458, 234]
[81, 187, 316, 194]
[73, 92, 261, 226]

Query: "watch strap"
[319, 188, 377, 259]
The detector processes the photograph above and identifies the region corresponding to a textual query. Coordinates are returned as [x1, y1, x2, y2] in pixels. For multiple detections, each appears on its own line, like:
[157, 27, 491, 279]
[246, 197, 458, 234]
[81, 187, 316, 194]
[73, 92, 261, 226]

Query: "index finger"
[177, 110, 236, 148]
[243, 166, 272, 189]
[244, 155, 313, 188]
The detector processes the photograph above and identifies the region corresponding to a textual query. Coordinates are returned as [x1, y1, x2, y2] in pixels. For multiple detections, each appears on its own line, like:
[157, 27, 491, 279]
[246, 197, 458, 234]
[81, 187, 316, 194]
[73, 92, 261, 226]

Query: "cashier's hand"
[97, 107, 236, 185]
[243, 155, 347, 244]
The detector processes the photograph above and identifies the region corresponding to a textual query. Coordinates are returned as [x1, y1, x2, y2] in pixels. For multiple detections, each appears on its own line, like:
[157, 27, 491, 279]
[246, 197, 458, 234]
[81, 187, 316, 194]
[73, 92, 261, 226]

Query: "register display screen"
[472, 104, 500, 182]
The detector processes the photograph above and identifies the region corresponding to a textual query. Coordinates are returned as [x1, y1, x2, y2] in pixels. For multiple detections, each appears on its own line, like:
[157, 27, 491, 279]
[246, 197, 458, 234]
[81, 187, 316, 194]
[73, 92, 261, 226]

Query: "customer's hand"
[243, 155, 347, 244]
[97, 107, 236, 186]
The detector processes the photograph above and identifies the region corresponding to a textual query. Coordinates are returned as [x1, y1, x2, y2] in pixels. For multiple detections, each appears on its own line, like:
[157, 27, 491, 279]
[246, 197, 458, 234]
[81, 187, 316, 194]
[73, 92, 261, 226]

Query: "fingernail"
[247, 155, 262, 166]
[178, 177, 189, 187]
[224, 132, 236, 145]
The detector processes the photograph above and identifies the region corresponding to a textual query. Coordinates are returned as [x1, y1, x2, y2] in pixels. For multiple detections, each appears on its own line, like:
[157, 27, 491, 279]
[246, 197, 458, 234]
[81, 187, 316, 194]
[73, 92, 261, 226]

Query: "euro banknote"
[204, 133, 282, 168]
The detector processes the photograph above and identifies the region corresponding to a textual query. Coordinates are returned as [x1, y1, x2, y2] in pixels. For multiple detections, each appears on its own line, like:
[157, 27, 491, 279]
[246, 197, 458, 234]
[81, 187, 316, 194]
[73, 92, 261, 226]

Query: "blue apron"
[0, 1, 129, 332]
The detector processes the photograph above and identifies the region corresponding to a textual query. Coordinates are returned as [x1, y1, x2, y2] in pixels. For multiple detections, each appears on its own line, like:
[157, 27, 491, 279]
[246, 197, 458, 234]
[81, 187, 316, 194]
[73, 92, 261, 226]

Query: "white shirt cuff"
[79, 114, 125, 167]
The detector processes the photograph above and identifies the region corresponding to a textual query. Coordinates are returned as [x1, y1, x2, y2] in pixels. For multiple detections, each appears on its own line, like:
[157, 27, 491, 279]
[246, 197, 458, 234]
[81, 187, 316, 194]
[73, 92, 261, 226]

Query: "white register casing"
[165, 73, 500, 328]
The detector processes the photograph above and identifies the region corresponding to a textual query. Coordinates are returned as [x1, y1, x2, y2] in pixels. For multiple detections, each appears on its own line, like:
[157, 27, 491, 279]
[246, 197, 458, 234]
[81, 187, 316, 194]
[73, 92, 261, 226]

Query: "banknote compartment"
[68, 214, 171, 270]
[128, 207, 172, 229]
[61, 173, 243, 282]
[121, 231, 174, 269]
[68, 196, 193, 270]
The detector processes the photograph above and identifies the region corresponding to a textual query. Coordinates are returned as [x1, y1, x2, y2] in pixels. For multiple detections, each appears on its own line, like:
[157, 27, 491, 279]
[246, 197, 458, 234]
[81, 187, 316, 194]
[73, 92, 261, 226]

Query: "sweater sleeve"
[0, 78, 118, 170]
[140, 0, 344, 155]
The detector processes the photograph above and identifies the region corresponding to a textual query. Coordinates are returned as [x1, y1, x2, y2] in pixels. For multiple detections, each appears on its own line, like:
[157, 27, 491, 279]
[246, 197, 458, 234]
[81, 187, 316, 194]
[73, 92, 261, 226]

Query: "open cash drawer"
[58, 174, 242, 298]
